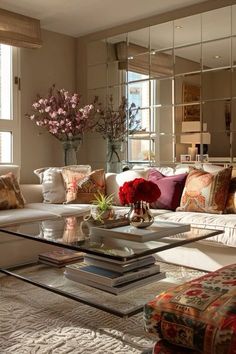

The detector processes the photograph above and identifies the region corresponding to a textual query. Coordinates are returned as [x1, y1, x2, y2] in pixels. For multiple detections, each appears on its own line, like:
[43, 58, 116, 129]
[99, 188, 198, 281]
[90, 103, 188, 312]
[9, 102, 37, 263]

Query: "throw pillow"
[177, 167, 232, 214]
[225, 177, 236, 213]
[62, 169, 105, 204]
[144, 263, 236, 353]
[0, 172, 25, 209]
[34, 165, 91, 204]
[147, 169, 187, 210]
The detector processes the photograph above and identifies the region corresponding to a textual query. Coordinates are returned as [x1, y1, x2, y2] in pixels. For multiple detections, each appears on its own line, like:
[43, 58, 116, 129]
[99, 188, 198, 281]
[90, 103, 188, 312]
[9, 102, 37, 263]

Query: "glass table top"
[0, 215, 223, 262]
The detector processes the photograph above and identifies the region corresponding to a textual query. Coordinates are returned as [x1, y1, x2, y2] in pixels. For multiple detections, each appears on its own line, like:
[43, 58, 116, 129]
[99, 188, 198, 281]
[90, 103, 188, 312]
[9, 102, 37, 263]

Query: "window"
[0, 44, 20, 164]
[128, 71, 155, 164]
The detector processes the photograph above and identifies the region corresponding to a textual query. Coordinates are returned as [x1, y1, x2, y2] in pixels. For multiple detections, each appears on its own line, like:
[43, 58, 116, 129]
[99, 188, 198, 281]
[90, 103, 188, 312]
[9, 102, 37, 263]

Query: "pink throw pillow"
[147, 169, 187, 210]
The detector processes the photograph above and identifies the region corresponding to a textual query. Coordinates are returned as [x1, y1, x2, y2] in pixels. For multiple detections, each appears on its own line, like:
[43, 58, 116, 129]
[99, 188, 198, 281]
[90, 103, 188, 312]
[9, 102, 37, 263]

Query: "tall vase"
[128, 201, 154, 228]
[106, 139, 123, 173]
[62, 136, 82, 166]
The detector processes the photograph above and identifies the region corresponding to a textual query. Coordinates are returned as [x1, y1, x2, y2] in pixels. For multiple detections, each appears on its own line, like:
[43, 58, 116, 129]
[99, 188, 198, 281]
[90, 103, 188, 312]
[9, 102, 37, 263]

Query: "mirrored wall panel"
[87, 4, 236, 167]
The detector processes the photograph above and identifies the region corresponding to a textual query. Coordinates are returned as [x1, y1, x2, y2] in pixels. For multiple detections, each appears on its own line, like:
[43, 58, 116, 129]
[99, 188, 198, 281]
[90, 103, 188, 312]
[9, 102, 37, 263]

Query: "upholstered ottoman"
[144, 264, 236, 354]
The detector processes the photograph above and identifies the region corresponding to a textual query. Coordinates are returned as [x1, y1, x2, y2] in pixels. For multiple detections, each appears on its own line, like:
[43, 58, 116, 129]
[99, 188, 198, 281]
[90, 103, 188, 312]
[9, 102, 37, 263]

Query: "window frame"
[0, 45, 21, 165]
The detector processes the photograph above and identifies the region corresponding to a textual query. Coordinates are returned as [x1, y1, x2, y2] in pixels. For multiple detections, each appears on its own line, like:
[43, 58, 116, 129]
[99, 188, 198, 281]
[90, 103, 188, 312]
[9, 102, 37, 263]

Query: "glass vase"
[106, 139, 123, 173]
[128, 201, 154, 228]
[62, 136, 82, 166]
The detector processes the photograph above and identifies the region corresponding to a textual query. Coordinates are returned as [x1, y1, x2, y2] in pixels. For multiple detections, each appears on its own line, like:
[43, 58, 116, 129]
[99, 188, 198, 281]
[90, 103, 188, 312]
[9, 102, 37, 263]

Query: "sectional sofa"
[0, 164, 235, 271]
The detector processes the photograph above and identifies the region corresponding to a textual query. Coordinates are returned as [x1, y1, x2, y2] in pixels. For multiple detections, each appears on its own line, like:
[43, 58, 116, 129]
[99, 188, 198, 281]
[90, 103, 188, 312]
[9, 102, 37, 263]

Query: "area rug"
[0, 263, 205, 354]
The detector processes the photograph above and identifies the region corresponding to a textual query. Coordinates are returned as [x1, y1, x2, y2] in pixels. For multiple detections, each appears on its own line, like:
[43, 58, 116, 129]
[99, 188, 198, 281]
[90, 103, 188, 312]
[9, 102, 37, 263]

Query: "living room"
[0, 0, 236, 353]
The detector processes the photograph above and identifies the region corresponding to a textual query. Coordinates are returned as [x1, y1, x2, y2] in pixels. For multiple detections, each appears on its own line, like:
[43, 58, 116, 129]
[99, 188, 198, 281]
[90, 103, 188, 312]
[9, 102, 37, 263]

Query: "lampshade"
[180, 132, 211, 145]
[181, 121, 207, 132]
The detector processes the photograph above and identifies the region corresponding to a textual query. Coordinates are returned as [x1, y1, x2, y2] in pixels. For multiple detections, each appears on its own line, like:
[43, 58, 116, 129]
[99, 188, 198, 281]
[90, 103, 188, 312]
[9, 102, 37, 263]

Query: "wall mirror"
[87, 4, 236, 167]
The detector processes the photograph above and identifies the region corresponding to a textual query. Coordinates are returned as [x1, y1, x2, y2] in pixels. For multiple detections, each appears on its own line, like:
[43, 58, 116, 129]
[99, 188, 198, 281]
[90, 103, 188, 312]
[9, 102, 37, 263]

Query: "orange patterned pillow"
[62, 169, 105, 204]
[0, 172, 25, 209]
[177, 167, 232, 214]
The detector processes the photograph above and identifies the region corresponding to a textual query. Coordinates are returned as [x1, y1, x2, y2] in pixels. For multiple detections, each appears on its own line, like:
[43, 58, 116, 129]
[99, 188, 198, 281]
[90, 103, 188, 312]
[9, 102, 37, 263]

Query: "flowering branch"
[93, 95, 141, 142]
[26, 85, 96, 141]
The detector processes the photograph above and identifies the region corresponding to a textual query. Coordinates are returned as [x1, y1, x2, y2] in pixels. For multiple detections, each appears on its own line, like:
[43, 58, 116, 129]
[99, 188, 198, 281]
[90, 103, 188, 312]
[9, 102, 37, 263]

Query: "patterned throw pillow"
[147, 169, 187, 210]
[225, 177, 236, 213]
[0, 172, 25, 209]
[34, 165, 91, 204]
[62, 169, 105, 204]
[177, 167, 232, 214]
[144, 263, 236, 354]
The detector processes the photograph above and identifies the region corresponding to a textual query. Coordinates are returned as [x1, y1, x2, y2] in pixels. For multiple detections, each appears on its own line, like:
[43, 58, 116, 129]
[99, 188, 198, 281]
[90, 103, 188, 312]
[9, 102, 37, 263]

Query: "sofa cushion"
[62, 169, 105, 204]
[147, 169, 187, 210]
[0, 207, 59, 226]
[35, 165, 91, 204]
[177, 167, 232, 214]
[154, 211, 236, 247]
[27, 203, 90, 217]
[144, 263, 236, 353]
[0, 173, 25, 210]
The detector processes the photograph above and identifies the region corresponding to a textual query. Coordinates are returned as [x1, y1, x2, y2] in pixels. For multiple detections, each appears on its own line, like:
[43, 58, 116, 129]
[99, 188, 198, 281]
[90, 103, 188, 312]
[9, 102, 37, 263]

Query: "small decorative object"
[91, 192, 115, 222]
[93, 95, 141, 173]
[119, 178, 161, 228]
[26, 85, 95, 165]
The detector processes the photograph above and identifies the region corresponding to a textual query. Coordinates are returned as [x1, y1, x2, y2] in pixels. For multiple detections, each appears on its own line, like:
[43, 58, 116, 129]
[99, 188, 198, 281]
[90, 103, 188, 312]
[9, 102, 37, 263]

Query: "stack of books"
[38, 249, 84, 268]
[64, 254, 165, 294]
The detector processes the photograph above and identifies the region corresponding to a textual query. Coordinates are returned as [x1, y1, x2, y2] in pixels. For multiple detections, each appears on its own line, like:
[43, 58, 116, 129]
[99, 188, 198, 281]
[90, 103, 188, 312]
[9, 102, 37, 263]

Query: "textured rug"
[0, 263, 205, 354]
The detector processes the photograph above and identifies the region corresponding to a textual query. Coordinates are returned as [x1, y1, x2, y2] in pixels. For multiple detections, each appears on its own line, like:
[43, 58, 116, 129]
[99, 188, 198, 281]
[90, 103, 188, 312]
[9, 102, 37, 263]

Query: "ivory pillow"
[34, 165, 91, 204]
[0, 172, 25, 209]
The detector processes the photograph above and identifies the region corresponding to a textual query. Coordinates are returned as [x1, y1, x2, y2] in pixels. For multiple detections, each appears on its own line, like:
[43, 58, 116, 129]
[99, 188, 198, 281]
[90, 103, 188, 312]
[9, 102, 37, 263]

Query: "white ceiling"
[0, 0, 207, 37]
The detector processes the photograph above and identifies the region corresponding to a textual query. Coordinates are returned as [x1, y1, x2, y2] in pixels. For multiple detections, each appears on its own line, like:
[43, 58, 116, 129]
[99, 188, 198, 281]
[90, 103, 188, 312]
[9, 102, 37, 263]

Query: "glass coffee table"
[0, 215, 222, 318]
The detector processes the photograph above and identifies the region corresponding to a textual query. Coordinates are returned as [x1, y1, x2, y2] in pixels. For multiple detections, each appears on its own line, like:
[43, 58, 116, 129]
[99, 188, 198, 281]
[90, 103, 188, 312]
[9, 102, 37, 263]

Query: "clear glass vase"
[128, 201, 154, 228]
[106, 139, 123, 173]
[61, 136, 82, 166]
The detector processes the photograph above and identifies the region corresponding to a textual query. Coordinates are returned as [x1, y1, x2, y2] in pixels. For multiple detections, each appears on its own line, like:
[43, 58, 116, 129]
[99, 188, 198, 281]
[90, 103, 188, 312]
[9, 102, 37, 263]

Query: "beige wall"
[20, 29, 76, 183]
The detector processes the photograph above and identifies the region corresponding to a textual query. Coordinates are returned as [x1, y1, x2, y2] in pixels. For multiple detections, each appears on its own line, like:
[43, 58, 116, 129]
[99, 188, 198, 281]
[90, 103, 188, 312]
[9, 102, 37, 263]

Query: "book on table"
[65, 270, 166, 295]
[90, 221, 190, 242]
[65, 262, 161, 287]
[84, 254, 156, 273]
[38, 249, 84, 267]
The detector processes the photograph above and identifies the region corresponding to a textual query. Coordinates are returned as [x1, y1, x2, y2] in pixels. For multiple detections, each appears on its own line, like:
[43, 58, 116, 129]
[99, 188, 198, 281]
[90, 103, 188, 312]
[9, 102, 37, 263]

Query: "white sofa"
[0, 165, 235, 271]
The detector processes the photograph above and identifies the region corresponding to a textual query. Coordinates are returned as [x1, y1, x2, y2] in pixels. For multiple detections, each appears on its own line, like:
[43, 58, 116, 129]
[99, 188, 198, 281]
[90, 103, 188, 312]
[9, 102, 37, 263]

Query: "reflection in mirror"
[150, 49, 173, 78]
[152, 78, 173, 106]
[128, 27, 150, 56]
[127, 53, 150, 80]
[202, 38, 231, 70]
[202, 7, 231, 41]
[150, 21, 173, 51]
[175, 73, 201, 105]
[202, 69, 231, 100]
[87, 4, 236, 166]
[174, 14, 201, 47]
[175, 44, 201, 75]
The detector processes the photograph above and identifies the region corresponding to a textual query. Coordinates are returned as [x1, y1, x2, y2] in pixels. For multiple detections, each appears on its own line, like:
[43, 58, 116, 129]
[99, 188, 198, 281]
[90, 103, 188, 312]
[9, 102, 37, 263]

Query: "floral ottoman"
[144, 264, 236, 354]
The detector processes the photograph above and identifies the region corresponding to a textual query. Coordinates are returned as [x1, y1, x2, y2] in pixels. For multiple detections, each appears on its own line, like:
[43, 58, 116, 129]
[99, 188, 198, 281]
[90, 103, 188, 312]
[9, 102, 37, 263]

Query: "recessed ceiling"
[0, 0, 207, 37]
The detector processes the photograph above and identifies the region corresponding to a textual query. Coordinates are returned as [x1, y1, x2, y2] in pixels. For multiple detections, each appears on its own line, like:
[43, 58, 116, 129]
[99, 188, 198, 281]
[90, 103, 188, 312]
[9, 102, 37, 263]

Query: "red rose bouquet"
[119, 178, 161, 205]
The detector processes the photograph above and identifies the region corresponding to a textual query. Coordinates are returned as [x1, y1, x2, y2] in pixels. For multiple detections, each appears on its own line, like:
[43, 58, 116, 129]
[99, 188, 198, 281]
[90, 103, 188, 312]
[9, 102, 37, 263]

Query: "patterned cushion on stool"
[144, 264, 236, 353]
[153, 340, 198, 354]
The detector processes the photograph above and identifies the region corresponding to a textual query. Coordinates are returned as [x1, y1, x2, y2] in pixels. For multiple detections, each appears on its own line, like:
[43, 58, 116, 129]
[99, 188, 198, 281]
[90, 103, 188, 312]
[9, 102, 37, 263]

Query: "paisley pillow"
[177, 167, 232, 214]
[0, 172, 25, 209]
[62, 169, 105, 204]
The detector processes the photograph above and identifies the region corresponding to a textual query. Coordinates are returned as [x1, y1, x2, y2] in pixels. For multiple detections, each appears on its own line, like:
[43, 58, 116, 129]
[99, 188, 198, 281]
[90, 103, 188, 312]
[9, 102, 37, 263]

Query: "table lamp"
[180, 122, 211, 161]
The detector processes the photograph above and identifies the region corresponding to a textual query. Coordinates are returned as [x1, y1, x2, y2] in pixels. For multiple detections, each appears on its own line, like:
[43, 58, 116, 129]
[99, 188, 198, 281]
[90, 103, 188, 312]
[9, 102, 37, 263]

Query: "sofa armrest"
[20, 184, 43, 203]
